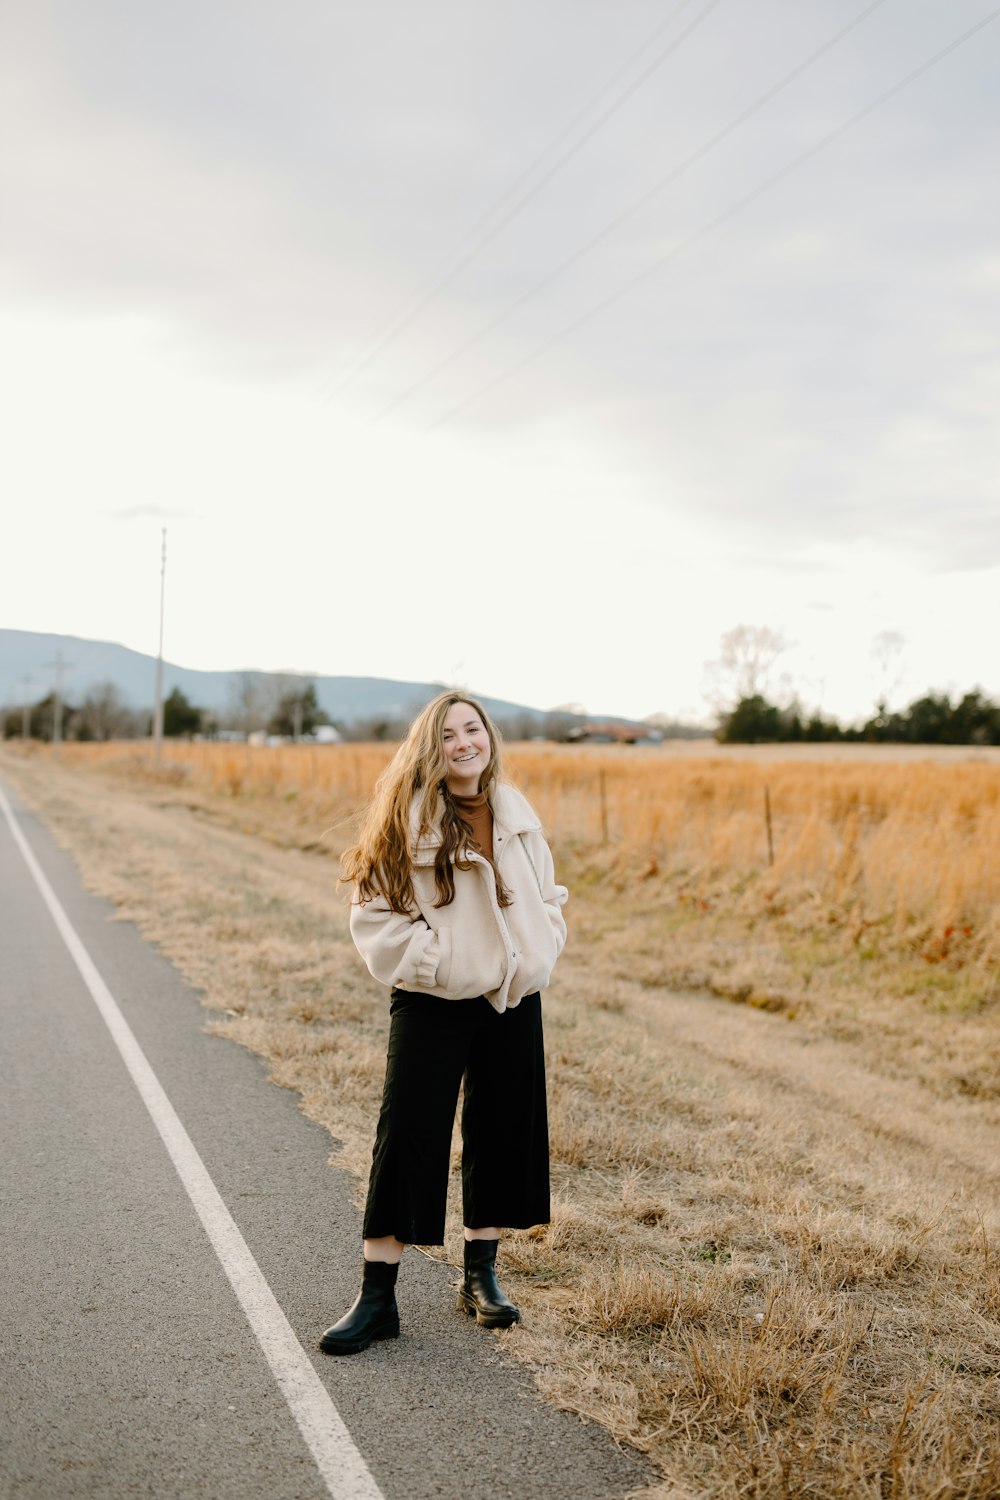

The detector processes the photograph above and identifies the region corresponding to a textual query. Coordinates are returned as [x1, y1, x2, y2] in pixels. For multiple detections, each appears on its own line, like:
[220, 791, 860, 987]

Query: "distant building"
[566, 722, 660, 745]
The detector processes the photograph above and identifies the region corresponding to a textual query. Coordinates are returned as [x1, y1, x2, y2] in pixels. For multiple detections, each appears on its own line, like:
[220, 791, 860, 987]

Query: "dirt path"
[628, 983, 1000, 1198]
[4, 747, 999, 1500]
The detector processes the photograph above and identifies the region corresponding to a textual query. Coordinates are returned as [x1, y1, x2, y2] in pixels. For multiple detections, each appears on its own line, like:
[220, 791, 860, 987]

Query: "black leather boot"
[319, 1260, 400, 1355]
[457, 1239, 520, 1329]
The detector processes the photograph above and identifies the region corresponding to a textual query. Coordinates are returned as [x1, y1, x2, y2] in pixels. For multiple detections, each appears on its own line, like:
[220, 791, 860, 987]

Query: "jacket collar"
[410, 782, 540, 865]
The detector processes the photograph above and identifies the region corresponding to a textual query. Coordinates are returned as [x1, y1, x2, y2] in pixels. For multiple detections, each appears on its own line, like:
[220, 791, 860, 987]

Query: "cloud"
[1, 0, 998, 712]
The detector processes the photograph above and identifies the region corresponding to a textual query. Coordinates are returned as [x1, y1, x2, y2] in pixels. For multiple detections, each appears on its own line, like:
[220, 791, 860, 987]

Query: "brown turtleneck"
[452, 789, 496, 873]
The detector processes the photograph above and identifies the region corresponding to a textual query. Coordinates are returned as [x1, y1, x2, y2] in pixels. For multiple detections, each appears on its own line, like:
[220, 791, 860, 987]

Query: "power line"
[318, 0, 725, 403]
[427, 6, 1000, 433]
[320, 0, 718, 402]
[438, 0, 706, 232]
[375, 0, 890, 422]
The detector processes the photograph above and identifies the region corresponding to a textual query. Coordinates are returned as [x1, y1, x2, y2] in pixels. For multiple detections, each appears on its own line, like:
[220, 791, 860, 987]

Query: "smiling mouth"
[454, 752, 479, 763]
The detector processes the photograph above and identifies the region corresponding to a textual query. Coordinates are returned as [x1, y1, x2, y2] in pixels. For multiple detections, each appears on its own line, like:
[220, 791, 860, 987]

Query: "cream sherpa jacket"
[349, 783, 568, 1013]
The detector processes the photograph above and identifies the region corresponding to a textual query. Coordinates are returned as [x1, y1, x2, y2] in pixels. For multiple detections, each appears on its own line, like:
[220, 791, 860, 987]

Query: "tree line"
[717, 689, 1000, 745]
[1, 681, 333, 743]
[6, 673, 998, 747]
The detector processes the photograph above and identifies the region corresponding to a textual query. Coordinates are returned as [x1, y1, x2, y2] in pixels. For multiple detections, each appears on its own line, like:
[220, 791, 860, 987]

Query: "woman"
[319, 691, 568, 1355]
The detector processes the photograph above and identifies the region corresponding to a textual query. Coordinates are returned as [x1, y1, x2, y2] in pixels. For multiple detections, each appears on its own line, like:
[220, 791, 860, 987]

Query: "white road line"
[0, 784, 386, 1500]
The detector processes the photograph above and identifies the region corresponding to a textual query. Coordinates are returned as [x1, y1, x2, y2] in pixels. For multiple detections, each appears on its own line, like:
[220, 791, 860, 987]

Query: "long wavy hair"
[342, 691, 512, 913]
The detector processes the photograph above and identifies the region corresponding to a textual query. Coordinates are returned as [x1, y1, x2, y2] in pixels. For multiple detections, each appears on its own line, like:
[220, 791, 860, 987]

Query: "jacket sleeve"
[349, 894, 443, 991]
[529, 832, 568, 956]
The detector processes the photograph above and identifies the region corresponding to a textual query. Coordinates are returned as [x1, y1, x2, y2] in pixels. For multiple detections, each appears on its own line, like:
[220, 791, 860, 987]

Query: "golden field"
[2, 738, 999, 1499]
[50, 737, 1000, 991]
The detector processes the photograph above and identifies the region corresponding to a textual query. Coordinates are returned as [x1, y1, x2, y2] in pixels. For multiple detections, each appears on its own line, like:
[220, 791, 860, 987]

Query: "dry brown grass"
[47, 738, 1000, 1028]
[4, 739, 999, 1499]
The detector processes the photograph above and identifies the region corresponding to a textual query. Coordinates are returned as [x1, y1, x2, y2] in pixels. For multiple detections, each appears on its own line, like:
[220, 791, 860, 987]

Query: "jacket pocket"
[432, 926, 453, 989]
[507, 907, 561, 994]
[434, 922, 506, 998]
[511, 942, 556, 996]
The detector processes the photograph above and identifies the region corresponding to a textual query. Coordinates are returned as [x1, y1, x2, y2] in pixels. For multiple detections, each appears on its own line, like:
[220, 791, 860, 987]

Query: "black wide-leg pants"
[362, 989, 550, 1246]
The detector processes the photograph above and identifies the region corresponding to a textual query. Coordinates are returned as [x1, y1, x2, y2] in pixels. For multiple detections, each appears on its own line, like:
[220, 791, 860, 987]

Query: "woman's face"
[441, 701, 491, 794]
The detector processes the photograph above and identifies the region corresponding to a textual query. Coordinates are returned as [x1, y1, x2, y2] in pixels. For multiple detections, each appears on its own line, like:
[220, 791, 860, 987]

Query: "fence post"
[599, 768, 608, 844]
[764, 784, 774, 867]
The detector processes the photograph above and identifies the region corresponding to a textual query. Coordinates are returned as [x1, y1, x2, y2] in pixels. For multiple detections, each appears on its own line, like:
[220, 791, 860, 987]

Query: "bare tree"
[75, 682, 142, 741]
[496, 711, 543, 741]
[226, 672, 294, 734]
[227, 672, 262, 733]
[543, 703, 586, 742]
[704, 625, 789, 710]
[870, 630, 906, 712]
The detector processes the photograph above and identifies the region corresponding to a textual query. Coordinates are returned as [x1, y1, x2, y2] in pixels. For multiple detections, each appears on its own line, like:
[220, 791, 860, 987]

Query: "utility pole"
[19, 675, 32, 739]
[43, 652, 71, 750]
[152, 528, 166, 763]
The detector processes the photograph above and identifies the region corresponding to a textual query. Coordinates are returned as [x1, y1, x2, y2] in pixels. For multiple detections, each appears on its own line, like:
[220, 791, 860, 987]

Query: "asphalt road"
[0, 776, 651, 1500]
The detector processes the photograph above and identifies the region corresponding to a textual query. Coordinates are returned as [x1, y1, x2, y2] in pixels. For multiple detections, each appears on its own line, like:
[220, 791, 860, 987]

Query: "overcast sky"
[2, 0, 998, 723]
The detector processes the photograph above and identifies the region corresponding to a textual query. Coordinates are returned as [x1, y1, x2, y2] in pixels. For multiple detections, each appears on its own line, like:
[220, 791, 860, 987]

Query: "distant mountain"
[0, 629, 556, 729]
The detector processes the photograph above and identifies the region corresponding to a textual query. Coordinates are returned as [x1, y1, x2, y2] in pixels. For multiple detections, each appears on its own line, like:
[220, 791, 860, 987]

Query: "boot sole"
[456, 1291, 519, 1329]
[318, 1317, 400, 1356]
